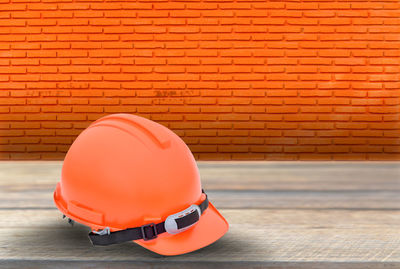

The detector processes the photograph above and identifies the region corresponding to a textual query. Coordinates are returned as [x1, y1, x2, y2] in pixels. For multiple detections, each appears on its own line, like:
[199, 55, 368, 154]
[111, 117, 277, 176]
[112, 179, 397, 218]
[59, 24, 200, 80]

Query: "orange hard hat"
[53, 113, 229, 255]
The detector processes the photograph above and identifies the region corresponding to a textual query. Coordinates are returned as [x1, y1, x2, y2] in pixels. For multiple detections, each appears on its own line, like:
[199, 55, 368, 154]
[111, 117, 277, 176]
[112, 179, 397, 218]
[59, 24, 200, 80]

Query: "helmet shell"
[54, 113, 202, 231]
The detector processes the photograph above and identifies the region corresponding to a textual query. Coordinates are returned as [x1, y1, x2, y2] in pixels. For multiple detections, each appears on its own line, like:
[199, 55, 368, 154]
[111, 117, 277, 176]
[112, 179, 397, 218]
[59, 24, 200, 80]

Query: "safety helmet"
[53, 113, 229, 256]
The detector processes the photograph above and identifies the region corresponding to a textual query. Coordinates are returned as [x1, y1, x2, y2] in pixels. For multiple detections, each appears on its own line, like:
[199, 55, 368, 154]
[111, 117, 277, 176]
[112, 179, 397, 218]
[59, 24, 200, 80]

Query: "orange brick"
[26, 114, 57, 121]
[11, 122, 41, 129]
[57, 114, 87, 121]
[121, 98, 152, 105]
[299, 138, 331, 145]
[40, 74, 71, 81]
[284, 146, 315, 153]
[57, 66, 88, 74]
[250, 145, 282, 153]
[201, 89, 232, 97]
[41, 122, 73, 129]
[151, 114, 183, 121]
[301, 122, 334, 130]
[72, 106, 103, 113]
[10, 106, 40, 113]
[267, 90, 297, 97]
[352, 145, 383, 153]
[284, 130, 314, 137]
[233, 106, 265, 113]
[284, 98, 316, 105]
[249, 129, 282, 137]
[266, 107, 298, 113]
[218, 145, 248, 153]
[186, 130, 217, 137]
[41, 137, 73, 144]
[353, 130, 384, 137]
[384, 130, 400, 138]
[201, 122, 232, 129]
[334, 106, 366, 113]
[369, 138, 400, 146]
[27, 145, 57, 152]
[0, 98, 26, 105]
[318, 130, 350, 137]
[0, 145, 26, 152]
[9, 137, 40, 144]
[218, 130, 249, 137]
[89, 98, 119, 105]
[284, 115, 317, 122]
[351, 99, 383, 106]
[336, 122, 368, 130]
[11, 74, 40, 82]
[251, 98, 283, 106]
[266, 138, 297, 145]
[27, 66, 58, 74]
[104, 106, 137, 113]
[233, 122, 265, 129]
[188, 145, 218, 153]
[370, 123, 400, 130]
[252, 115, 283, 121]
[317, 146, 349, 153]
[218, 114, 250, 121]
[384, 146, 400, 153]
[334, 138, 368, 145]
[232, 137, 264, 145]
[200, 106, 232, 113]
[42, 106, 72, 113]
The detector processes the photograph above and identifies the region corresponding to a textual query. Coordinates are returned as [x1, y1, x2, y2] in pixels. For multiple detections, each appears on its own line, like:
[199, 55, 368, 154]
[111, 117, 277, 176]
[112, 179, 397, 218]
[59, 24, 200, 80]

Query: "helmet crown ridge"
[91, 114, 172, 149]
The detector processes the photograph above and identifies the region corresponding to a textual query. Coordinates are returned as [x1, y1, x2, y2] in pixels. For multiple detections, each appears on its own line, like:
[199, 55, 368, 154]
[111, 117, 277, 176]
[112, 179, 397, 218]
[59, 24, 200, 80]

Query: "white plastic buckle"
[92, 227, 110, 236]
[164, 204, 201, 235]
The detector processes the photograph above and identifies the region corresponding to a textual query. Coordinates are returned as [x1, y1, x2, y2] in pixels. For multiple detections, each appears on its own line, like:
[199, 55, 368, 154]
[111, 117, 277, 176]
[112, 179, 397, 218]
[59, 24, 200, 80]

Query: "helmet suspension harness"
[64, 190, 209, 246]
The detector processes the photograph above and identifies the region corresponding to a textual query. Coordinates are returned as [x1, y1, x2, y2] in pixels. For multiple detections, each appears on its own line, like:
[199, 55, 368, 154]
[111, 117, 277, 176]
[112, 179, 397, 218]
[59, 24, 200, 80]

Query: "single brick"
[317, 146, 349, 153]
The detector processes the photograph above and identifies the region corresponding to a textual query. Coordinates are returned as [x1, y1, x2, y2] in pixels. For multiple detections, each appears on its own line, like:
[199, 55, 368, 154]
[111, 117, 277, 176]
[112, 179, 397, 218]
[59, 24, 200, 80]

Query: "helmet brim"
[134, 202, 229, 256]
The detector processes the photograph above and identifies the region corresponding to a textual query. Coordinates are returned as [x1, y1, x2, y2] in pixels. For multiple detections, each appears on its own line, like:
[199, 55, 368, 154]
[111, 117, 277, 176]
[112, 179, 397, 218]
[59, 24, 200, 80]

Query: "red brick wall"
[0, 0, 399, 160]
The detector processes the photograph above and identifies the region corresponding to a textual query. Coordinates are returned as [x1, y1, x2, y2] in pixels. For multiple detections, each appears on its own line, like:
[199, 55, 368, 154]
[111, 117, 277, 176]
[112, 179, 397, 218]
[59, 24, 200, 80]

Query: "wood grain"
[0, 161, 399, 268]
[1, 209, 400, 262]
[1, 161, 400, 191]
[2, 190, 400, 210]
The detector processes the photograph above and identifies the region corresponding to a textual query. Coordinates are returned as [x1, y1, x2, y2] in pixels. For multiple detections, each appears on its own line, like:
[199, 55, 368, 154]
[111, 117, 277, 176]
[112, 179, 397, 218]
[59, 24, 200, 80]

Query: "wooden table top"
[1, 161, 399, 268]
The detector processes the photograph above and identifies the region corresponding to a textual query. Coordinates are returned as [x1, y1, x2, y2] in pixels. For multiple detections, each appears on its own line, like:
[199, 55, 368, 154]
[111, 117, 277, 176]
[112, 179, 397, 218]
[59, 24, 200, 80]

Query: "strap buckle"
[140, 223, 158, 241]
[164, 204, 201, 234]
[92, 227, 110, 236]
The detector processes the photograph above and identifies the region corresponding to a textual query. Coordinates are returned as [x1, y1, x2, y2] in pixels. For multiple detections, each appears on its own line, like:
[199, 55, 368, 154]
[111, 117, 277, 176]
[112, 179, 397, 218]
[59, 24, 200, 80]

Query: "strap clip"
[164, 204, 201, 234]
[140, 223, 158, 241]
[92, 227, 110, 236]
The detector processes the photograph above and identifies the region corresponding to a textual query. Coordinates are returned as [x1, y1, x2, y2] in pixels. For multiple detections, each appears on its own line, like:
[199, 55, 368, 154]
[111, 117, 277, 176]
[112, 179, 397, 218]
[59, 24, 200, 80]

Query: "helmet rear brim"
[134, 202, 229, 256]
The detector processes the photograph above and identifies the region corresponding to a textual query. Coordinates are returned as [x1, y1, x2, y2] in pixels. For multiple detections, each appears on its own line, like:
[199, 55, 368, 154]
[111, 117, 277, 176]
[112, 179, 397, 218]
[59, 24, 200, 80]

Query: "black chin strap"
[88, 190, 209, 246]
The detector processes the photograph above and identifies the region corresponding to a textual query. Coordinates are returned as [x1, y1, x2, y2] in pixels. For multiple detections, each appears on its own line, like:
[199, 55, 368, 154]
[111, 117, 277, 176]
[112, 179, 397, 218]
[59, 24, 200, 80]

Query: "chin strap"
[88, 190, 209, 246]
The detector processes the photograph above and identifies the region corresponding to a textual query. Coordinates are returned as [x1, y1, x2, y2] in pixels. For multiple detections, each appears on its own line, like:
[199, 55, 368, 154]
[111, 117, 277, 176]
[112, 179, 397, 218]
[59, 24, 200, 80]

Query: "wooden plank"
[2, 261, 399, 269]
[0, 161, 399, 210]
[1, 161, 399, 191]
[2, 261, 398, 269]
[198, 162, 400, 191]
[0, 209, 400, 264]
[1, 190, 400, 210]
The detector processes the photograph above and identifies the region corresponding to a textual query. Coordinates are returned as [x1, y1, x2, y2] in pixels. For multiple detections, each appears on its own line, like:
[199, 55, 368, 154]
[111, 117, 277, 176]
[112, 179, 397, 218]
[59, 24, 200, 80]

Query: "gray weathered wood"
[1, 161, 400, 191]
[1, 161, 399, 210]
[198, 162, 400, 191]
[1, 190, 400, 210]
[0, 161, 399, 268]
[1, 209, 400, 263]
